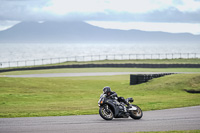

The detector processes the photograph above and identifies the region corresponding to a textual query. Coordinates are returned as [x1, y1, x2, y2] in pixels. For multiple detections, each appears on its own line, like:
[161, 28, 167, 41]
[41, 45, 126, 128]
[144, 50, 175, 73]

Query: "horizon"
[0, 20, 200, 36]
[0, 20, 199, 44]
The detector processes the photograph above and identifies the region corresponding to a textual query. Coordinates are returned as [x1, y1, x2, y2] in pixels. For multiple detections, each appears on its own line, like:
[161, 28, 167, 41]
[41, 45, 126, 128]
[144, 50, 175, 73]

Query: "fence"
[0, 53, 200, 68]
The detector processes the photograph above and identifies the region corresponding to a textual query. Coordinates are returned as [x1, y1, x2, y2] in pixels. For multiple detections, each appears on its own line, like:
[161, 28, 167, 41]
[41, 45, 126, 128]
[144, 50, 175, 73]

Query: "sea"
[0, 43, 200, 68]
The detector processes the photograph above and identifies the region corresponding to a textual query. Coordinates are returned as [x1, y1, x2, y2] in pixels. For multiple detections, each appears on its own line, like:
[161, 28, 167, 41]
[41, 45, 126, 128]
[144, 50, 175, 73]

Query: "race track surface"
[5, 72, 195, 77]
[0, 106, 200, 133]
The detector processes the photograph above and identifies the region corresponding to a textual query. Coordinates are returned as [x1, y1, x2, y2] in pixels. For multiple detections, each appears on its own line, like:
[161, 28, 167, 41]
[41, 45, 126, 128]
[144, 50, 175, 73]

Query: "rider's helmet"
[103, 86, 111, 94]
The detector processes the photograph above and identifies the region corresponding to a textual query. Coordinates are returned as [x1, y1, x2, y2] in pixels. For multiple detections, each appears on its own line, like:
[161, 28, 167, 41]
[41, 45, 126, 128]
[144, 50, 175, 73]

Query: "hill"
[0, 21, 199, 43]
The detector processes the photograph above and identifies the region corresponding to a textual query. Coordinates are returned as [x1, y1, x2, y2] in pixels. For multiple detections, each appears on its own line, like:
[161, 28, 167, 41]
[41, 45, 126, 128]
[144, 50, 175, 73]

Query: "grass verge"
[0, 73, 200, 118]
[44, 59, 200, 65]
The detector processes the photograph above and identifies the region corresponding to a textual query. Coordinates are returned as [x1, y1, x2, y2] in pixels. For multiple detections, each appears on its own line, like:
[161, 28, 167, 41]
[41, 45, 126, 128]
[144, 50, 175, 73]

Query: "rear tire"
[129, 105, 143, 119]
[99, 105, 114, 120]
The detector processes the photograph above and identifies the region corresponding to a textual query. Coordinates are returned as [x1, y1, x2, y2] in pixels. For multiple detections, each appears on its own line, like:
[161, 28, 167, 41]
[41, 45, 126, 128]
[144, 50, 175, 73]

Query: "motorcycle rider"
[102, 86, 130, 108]
[103, 86, 117, 98]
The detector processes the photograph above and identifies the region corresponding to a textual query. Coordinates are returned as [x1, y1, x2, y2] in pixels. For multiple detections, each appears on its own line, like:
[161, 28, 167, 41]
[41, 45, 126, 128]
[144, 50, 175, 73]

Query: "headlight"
[98, 98, 104, 106]
[101, 98, 104, 104]
[98, 95, 105, 106]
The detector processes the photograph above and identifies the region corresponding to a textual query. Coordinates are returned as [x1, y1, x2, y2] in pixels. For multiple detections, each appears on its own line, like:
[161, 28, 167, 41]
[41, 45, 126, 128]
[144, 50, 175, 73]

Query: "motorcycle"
[98, 94, 143, 120]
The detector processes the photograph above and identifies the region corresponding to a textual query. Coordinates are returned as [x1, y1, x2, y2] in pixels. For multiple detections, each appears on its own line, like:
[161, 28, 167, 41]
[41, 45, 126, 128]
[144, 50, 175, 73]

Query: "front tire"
[99, 105, 114, 120]
[129, 105, 143, 119]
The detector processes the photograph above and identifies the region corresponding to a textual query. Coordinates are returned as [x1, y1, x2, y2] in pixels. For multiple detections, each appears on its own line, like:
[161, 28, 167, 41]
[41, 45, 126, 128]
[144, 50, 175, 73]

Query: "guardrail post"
[82, 56, 84, 62]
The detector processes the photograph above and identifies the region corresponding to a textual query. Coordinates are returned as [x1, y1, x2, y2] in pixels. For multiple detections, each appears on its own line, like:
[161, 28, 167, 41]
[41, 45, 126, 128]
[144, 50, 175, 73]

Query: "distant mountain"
[0, 21, 199, 43]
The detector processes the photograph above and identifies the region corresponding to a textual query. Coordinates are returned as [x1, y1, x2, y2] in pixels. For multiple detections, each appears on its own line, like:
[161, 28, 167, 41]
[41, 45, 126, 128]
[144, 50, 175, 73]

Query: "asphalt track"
[0, 106, 200, 133]
[4, 72, 196, 77]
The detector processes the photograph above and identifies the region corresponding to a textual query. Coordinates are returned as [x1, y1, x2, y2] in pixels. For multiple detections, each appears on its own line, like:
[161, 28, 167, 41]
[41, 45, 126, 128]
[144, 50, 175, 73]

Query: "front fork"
[104, 105, 111, 113]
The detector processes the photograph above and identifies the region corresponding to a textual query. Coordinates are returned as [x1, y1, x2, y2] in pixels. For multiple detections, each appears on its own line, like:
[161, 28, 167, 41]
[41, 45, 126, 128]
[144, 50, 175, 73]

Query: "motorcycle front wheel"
[99, 105, 114, 120]
[129, 105, 143, 120]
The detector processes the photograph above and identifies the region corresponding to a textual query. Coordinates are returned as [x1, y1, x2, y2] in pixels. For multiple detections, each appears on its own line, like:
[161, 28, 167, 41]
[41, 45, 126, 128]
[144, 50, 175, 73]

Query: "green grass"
[0, 73, 200, 118]
[135, 130, 200, 133]
[1, 68, 200, 75]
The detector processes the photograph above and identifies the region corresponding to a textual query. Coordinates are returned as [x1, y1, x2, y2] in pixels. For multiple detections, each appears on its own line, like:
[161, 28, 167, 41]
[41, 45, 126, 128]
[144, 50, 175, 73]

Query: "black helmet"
[103, 86, 111, 94]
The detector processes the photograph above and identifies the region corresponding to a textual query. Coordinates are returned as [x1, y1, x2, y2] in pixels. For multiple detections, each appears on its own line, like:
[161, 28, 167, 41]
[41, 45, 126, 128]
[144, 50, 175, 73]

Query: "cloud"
[0, 0, 200, 23]
[0, 0, 49, 21]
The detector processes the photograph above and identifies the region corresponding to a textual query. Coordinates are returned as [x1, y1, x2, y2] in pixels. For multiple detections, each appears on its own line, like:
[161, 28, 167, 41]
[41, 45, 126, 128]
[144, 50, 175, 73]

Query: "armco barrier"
[130, 73, 175, 85]
[1, 53, 199, 68]
[0, 63, 200, 73]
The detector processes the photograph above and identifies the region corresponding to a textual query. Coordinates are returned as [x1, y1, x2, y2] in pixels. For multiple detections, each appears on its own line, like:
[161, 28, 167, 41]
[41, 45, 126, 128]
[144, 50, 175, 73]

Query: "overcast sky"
[0, 0, 200, 34]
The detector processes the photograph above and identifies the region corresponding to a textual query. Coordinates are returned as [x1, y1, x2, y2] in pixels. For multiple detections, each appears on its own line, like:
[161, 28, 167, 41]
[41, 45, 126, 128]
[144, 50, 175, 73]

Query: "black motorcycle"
[98, 94, 143, 120]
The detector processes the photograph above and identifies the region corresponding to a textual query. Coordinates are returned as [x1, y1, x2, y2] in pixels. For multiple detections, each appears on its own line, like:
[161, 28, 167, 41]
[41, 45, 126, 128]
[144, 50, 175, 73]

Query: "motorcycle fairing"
[128, 106, 137, 111]
[104, 99, 119, 117]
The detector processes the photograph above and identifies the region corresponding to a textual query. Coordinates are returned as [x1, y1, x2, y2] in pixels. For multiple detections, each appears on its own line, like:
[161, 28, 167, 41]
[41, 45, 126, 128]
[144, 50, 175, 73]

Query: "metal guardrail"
[0, 53, 199, 68]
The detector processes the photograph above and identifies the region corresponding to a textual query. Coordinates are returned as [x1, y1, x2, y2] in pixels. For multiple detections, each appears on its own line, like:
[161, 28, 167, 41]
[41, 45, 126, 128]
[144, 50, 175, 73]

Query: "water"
[0, 43, 200, 67]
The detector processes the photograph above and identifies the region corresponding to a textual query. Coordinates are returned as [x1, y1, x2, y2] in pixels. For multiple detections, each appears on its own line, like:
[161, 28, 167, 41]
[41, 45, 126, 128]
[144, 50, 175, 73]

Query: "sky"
[0, 0, 200, 35]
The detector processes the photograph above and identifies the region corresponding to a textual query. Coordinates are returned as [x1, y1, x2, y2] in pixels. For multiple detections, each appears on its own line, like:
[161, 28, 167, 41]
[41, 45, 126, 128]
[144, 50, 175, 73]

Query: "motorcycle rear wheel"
[99, 105, 114, 120]
[129, 105, 143, 119]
